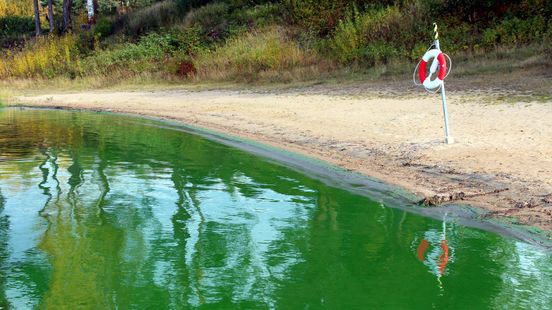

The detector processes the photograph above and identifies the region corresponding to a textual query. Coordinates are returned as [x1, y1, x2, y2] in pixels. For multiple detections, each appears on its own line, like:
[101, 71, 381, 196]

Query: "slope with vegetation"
[0, 0, 550, 86]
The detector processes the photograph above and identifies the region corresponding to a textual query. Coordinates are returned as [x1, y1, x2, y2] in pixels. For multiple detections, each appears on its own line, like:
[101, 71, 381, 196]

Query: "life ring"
[418, 49, 447, 90]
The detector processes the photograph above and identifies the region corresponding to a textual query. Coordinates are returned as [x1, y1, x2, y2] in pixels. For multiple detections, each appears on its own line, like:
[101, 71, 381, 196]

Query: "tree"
[47, 0, 55, 33]
[33, 0, 41, 36]
[93, 0, 98, 22]
[87, 0, 99, 24]
[61, 0, 72, 33]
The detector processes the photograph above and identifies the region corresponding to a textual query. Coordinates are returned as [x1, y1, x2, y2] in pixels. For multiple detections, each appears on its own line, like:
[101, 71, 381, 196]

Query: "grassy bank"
[0, 0, 551, 88]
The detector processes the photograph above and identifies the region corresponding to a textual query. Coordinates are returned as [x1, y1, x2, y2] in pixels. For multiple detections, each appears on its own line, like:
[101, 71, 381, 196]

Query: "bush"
[481, 15, 551, 48]
[329, 1, 552, 65]
[193, 26, 322, 81]
[183, 2, 233, 43]
[230, 3, 283, 28]
[0, 16, 34, 37]
[84, 33, 174, 75]
[170, 27, 205, 56]
[175, 0, 216, 12]
[0, 0, 33, 17]
[0, 35, 82, 79]
[115, 1, 181, 37]
[182, 2, 282, 45]
[94, 17, 114, 39]
[1, 0, 550, 84]
[283, 0, 350, 36]
[84, 30, 205, 76]
[331, 5, 422, 64]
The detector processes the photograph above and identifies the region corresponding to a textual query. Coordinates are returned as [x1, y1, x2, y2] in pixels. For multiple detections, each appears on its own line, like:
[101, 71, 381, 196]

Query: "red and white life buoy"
[418, 49, 447, 90]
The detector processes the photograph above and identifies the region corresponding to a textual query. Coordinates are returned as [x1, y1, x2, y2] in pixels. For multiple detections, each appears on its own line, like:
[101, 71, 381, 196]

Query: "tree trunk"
[93, 0, 99, 20]
[48, 0, 55, 34]
[62, 0, 73, 34]
[33, 0, 41, 36]
[87, 0, 93, 24]
[87, 0, 99, 24]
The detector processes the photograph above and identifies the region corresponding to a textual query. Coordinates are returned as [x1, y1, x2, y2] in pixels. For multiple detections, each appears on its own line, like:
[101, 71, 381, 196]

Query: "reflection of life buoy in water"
[416, 239, 429, 262]
[438, 240, 449, 275]
[415, 223, 452, 277]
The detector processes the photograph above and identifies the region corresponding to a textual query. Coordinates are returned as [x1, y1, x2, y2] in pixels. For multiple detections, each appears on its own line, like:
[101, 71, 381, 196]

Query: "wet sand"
[15, 86, 552, 232]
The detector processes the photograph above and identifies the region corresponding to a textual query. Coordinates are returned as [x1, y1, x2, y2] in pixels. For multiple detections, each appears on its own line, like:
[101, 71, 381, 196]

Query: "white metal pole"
[433, 24, 454, 144]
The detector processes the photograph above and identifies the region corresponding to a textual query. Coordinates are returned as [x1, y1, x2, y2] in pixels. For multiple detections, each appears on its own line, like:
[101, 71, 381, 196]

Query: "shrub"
[0, 16, 34, 37]
[115, 1, 181, 37]
[437, 22, 473, 53]
[84, 33, 173, 75]
[0, 35, 82, 79]
[83, 30, 205, 76]
[0, 0, 33, 17]
[283, 0, 350, 36]
[1, 0, 550, 84]
[175, 60, 196, 77]
[331, 6, 421, 64]
[169, 27, 205, 56]
[0, 15, 34, 48]
[480, 15, 552, 49]
[175, 0, 216, 13]
[183, 2, 233, 43]
[230, 3, 283, 28]
[193, 26, 322, 81]
[182, 2, 282, 45]
[94, 17, 114, 39]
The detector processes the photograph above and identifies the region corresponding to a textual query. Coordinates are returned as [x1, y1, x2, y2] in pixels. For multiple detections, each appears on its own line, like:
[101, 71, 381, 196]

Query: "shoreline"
[6, 105, 552, 249]
[12, 86, 552, 236]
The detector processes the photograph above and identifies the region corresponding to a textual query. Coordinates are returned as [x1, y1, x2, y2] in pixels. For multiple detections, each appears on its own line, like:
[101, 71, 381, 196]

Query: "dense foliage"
[0, 16, 34, 37]
[0, 0, 550, 82]
[0, 0, 33, 17]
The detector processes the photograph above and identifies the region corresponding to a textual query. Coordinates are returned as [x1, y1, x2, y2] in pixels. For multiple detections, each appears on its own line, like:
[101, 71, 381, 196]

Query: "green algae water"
[0, 108, 550, 309]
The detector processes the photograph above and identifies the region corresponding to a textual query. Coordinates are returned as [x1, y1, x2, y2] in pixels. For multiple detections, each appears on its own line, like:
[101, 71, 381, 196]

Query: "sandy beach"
[15, 84, 552, 231]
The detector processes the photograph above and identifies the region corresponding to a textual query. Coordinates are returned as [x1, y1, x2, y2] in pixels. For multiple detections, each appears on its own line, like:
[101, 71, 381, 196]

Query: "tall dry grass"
[0, 35, 82, 79]
[193, 27, 333, 82]
[0, 0, 32, 17]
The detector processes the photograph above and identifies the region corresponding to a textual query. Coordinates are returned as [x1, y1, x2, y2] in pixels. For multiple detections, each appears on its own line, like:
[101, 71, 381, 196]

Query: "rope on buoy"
[412, 43, 452, 94]
[412, 23, 452, 93]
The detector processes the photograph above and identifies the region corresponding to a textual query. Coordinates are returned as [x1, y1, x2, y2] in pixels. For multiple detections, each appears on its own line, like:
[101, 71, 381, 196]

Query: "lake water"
[0, 108, 550, 309]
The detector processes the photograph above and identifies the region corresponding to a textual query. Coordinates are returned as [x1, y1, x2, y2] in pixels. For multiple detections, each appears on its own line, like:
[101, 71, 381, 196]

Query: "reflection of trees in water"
[2, 109, 551, 308]
[36, 148, 125, 308]
[66, 151, 84, 220]
[15, 112, 189, 306]
[0, 109, 36, 162]
[83, 152, 125, 308]
[272, 189, 480, 308]
[38, 150, 96, 307]
[154, 137, 319, 307]
[0, 150, 54, 308]
[0, 188, 9, 309]
[433, 226, 551, 309]
[171, 166, 203, 305]
[1, 110, 436, 307]
[491, 242, 552, 308]
[95, 150, 110, 218]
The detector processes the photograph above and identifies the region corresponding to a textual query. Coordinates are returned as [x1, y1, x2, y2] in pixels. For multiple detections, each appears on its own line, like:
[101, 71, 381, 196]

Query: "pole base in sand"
[445, 136, 455, 144]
